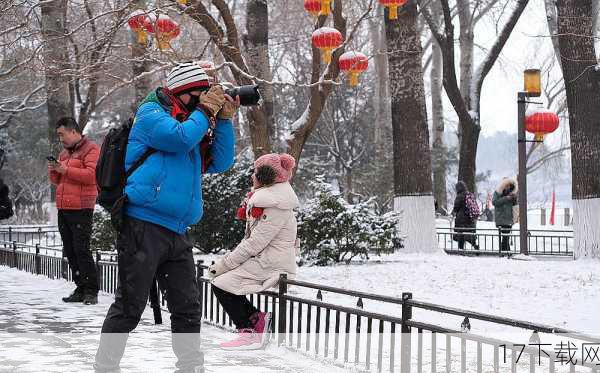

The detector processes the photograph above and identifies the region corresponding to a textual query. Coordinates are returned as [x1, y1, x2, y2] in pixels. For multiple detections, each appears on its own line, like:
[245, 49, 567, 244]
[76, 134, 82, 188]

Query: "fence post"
[61, 255, 68, 280]
[498, 228, 502, 254]
[196, 260, 204, 328]
[35, 244, 41, 275]
[12, 241, 17, 268]
[8, 227, 12, 243]
[277, 273, 288, 346]
[96, 252, 102, 292]
[565, 208, 571, 226]
[401, 292, 413, 373]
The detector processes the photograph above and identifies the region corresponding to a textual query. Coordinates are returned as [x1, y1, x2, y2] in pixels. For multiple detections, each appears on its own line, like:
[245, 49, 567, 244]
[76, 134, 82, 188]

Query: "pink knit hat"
[254, 153, 296, 183]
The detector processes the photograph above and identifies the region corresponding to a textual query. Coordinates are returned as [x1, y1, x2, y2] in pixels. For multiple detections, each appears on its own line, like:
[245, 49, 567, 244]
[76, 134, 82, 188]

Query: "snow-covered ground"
[0, 266, 353, 373]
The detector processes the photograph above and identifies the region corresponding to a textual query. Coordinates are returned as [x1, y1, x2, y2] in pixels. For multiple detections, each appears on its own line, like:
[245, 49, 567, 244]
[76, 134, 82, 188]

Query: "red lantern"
[379, 0, 408, 20]
[304, 0, 321, 17]
[128, 10, 150, 44]
[311, 27, 343, 64]
[142, 12, 156, 34]
[338, 51, 368, 86]
[154, 15, 180, 51]
[525, 109, 559, 141]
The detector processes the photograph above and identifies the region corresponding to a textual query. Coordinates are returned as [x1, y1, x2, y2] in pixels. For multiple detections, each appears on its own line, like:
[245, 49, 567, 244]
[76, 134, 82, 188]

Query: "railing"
[0, 225, 62, 247]
[197, 263, 599, 373]
[3, 243, 598, 372]
[437, 227, 574, 257]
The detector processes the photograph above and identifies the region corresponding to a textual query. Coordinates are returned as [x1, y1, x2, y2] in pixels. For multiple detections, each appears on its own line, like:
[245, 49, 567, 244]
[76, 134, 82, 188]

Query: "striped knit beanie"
[166, 62, 211, 95]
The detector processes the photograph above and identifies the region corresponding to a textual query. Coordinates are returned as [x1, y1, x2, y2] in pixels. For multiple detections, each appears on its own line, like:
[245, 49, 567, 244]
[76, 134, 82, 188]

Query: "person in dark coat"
[0, 178, 13, 221]
[452, 181, 479, 250]
[493, 178, 518, 251]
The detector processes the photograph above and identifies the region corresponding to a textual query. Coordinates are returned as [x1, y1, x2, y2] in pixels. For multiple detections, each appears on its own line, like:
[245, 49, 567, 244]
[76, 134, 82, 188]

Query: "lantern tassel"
[136, 30, 147, 44]
[322, 49, 332, 64]
[388, 5, 398, 20]
[349, 72, 359, 87]
[177, 0, 188, 4]
[321, 0, 330, 15]
[534, 133, 544, 142]
[156, 36, 171, 51]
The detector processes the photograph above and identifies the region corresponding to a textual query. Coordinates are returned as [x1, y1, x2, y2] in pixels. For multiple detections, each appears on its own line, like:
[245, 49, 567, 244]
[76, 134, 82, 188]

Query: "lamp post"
[517, 69, 541, 255]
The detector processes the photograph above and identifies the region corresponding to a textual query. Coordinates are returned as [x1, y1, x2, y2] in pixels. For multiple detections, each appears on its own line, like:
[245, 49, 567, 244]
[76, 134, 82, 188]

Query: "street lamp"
[517, 69, 541, 255]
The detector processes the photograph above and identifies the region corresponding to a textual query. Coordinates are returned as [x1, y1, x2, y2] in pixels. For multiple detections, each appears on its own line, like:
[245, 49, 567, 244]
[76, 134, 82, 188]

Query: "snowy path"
[0, 267, 352, 373]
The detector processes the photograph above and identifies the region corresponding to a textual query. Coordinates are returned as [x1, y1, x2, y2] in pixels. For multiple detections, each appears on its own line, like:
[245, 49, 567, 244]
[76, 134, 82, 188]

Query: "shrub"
[91, 209, 116, 252]
[297, 177, 401, 265]
[189, 154, 253, 254]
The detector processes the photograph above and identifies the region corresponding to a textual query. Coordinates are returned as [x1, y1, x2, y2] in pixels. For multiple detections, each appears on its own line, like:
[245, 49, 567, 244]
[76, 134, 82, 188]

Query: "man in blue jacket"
[95, 62, 237, 373]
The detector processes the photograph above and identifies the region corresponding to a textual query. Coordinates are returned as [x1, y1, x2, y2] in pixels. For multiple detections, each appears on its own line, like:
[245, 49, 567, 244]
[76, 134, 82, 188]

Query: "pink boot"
[219, 328, 262, 350]
[251, 311, 272, 347]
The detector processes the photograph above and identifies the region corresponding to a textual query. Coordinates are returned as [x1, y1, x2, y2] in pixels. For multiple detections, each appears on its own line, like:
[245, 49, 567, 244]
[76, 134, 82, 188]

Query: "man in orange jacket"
[48, 117, 100, 305]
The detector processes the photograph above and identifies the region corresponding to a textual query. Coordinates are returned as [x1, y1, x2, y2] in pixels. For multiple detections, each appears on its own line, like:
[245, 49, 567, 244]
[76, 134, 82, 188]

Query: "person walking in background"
[48, 117, 100, 305]
[209, 153, 299, 350]
[0, 149, 12, 221]
[493, 178, 518, 252]
[452, 181, 479, 250]
[0, 178, 13, 221]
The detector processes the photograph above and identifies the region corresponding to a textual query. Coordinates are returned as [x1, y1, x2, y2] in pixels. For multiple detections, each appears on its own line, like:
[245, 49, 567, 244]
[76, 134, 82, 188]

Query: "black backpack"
[96, 118, 155, 213]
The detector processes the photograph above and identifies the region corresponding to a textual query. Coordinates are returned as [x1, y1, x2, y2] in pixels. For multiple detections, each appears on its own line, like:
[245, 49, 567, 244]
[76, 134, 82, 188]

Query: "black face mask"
[183, 95, 200, 112]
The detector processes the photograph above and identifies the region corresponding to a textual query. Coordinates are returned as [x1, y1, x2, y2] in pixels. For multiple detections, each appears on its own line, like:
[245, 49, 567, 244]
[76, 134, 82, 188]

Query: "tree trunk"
[41, 0, 72, 202]
[457, 0, 474, 108]
[244, 0, 274, 156]
[430, 1, 447, 214]
[370, 6, 391, 145]
[457, 117, 480, 193]
[556, 0, 600, 258]
[544, 0, 562, 68]
[42, 0, 72, 154]
[385, 3, 436, 252]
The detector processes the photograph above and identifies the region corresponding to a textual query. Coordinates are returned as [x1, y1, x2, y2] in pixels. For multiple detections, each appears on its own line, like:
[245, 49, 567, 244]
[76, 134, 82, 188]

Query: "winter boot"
[83, 293, 98, 305]
[62, 288, 84, 303]
[219, 328, 262, 350]
[250, 311, 272, 347]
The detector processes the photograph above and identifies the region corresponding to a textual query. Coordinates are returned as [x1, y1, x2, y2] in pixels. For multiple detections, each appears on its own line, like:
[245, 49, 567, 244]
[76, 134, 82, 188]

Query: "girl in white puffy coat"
[209, 153, 299, 350]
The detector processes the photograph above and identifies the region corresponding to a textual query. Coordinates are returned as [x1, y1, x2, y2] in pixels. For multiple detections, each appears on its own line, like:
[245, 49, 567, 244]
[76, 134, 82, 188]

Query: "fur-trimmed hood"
[495, 178, 518, 194]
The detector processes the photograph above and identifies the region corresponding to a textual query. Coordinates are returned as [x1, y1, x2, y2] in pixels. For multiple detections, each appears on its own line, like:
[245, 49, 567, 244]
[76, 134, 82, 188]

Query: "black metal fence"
[437, 227, 574, 257]
[0, 225, 62, 247]
[2, 242, 598, 372]
[197, 264, 600, 373]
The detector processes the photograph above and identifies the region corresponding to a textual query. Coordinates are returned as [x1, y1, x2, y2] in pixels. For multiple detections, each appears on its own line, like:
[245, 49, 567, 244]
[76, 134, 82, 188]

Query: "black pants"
[454, 227, 477, 250]
[95, 217, 203, 373]
[58, 209, 98, 295]
[212, 286, 258, 330]
[498, 225, 512, 251]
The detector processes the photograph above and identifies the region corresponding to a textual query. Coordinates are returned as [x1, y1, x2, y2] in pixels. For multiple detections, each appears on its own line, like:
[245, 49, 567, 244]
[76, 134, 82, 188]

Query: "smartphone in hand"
[46, 156, 58, 163]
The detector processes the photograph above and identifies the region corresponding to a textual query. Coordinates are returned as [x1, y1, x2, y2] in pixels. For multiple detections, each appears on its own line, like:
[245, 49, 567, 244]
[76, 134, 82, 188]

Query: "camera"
[220, 83, 261, 106]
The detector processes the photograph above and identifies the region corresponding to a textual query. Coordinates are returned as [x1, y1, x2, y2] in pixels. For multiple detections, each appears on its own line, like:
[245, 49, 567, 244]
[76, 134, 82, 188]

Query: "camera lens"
[224, 85, 261, 106]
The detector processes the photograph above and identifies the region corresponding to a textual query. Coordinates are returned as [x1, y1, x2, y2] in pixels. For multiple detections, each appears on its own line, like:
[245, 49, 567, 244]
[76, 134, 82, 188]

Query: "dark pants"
[95, 217, 203, 373]
[454, 226, 477, 250]
[58, 209, 98, 295]
[212, 285, 258, 330]
[498, 225, 512, 251]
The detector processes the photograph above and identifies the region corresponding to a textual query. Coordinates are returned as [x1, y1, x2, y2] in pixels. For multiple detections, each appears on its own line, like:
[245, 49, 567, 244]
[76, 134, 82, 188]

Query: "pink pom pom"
[280, 154, 296, 171]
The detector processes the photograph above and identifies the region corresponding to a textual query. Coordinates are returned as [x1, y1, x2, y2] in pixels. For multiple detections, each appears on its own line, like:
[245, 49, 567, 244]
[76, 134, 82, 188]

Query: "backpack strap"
[124, 148, 157, 181]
